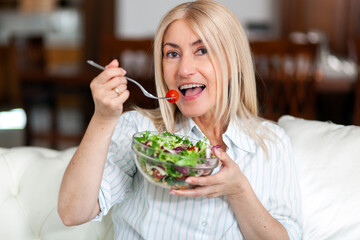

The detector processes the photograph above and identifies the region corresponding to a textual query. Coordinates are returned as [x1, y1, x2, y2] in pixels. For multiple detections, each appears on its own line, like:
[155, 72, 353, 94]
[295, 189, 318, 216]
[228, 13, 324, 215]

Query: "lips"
[179, 84, 205, 97]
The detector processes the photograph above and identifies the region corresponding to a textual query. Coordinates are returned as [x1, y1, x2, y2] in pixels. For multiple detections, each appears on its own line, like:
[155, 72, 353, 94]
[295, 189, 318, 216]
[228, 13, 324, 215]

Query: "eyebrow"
[163, 39, 203, 49]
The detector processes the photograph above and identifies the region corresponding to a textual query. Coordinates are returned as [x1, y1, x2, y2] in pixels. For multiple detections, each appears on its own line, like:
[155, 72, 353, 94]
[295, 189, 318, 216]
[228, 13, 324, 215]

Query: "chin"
[178, 105, 207, 118]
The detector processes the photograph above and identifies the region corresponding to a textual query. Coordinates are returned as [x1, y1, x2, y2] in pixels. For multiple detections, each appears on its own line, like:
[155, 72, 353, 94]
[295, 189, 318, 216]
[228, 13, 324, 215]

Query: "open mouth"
[179, 84, 206, 97]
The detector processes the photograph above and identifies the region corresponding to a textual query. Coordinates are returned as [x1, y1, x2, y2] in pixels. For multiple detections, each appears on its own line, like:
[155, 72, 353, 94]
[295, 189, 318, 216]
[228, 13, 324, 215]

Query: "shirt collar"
[180, 117, 257, 153]
[180, 117, 203, 139]
[224, 120, 257, 153]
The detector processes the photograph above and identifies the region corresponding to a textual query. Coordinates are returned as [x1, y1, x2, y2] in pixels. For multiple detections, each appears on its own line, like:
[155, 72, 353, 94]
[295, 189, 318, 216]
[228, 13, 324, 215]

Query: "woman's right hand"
[90, 59, 130, 121]
[59, 60, 130, 226]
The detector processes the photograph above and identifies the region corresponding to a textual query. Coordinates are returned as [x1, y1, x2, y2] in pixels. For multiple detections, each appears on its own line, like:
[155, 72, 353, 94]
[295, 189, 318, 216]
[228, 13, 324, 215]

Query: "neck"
[192, 115, 228, 150]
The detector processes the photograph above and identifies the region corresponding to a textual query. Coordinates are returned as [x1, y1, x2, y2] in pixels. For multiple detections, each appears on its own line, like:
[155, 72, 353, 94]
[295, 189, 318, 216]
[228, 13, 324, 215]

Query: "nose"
[178, 53, 196, 78]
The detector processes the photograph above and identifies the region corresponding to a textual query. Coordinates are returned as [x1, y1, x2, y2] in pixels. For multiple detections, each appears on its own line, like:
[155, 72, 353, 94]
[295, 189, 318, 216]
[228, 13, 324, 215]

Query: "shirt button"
[201, 221, 208, 227]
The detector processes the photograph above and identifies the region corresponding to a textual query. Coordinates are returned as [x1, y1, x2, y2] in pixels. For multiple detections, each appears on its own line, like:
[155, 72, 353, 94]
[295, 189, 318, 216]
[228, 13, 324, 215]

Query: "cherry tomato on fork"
[166, 90, 179, 103]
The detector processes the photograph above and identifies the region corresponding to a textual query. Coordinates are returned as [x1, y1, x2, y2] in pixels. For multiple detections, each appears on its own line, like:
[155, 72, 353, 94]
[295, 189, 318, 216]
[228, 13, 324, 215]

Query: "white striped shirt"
[94, 110, 302, 240]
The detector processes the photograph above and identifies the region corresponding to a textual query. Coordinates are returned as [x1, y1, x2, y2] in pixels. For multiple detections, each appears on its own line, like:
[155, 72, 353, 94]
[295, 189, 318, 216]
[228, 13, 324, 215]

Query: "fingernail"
[185, 178, 192, 184]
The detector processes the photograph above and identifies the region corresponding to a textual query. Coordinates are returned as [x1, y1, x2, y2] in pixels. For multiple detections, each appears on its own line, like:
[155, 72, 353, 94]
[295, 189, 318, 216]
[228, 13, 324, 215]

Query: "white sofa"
[0, 147, 114, 240]
[0, 115, 359, 240]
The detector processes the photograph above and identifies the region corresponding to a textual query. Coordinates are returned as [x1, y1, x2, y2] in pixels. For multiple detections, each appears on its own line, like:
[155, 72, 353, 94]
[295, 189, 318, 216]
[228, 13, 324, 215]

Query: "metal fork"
[87, 60, 174, 100]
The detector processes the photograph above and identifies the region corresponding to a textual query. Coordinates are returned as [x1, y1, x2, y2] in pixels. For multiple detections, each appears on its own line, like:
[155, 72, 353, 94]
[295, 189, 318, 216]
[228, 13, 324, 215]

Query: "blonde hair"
[138, 0, 268, 150]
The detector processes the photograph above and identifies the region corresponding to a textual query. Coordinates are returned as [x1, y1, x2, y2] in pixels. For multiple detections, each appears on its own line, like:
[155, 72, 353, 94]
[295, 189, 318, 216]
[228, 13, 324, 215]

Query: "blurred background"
[0, 0, 359, 149]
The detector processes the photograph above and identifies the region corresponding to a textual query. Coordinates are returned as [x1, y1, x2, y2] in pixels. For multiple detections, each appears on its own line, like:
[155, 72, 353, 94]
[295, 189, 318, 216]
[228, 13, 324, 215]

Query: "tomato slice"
[153, 167, 166, 180]
[189, 146, 198, 151]
[175, 175, 187, 181]
[166, 90, 179, 103]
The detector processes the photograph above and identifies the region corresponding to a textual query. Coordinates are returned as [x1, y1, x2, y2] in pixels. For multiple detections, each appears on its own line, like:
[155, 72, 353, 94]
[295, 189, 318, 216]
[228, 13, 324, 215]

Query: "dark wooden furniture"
[281, 0, 360, 57]
[8, 34, 95, 149]
[7, 33, 158, 148]
[353, 37, 360, 125]
[354, 77, 360, 126]
[8, 34, 54, 146]
[314, 37, 359, 126]
[251, 39, 318, 121]
[83, 0, 115, 63]
[99, 36, 157, 110]
[0, 46, 10, 106]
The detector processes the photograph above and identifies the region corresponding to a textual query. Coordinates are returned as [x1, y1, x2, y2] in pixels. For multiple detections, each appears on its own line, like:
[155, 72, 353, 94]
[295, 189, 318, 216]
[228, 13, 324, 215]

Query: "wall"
[115, 0, 280, 39]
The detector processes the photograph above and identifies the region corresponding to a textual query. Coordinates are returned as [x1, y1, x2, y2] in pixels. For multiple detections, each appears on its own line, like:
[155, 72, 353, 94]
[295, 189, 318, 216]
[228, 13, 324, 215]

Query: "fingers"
[170, 185, 222, 198]
[186, 171, 224, 188]
[91, 76, 128, 102]
[113, 87, 121, 96]
[105, 59, 119, 68]
[92, 59, 127, 86]
[213, 148, 227, 163]
[108, 89, 130, 107]
[95, 68, 127, 85]
[102, 76, 128, 94]
[171, 149, 244, 198]
[169, 173, 225, 198]
[89, 60, 131, 118]
[175, 149, 230, 191]
[111, 83, 128, 98]
[90, 60, 128, 97]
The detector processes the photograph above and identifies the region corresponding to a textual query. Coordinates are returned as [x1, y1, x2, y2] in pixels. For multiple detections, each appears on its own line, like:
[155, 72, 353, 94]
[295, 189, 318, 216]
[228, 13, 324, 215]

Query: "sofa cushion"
[278, 116, 360, 240]
[0, 147, 114, 240]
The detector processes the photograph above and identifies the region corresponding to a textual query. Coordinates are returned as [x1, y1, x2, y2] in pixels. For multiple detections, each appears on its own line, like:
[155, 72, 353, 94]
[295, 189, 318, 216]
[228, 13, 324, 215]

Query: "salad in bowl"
[131, 131, 220, 189]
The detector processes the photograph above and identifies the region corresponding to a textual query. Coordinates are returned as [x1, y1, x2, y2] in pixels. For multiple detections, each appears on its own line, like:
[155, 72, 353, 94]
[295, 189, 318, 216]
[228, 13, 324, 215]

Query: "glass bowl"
[131, 131, 219, 189]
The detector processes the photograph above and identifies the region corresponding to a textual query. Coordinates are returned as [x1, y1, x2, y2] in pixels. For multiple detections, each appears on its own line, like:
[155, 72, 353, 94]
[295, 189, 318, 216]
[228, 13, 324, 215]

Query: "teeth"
[179, 84, 205, 90]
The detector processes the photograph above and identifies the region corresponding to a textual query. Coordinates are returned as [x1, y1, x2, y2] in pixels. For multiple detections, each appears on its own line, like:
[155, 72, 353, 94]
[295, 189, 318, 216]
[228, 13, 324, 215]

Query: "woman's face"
[162, 19, 222, 118]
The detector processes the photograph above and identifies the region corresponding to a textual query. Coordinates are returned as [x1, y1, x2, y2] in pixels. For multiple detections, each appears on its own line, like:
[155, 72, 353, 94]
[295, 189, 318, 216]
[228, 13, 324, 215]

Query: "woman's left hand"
[170, 149, 249, 199]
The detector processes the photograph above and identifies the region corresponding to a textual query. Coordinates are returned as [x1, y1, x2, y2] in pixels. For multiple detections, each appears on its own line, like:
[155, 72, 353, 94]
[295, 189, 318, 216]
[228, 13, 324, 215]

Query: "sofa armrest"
[0, 147, 114, 240]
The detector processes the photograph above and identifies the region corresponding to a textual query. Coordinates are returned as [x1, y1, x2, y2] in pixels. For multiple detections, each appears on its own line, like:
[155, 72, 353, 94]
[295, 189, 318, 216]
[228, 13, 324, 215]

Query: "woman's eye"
[165, 51, 179, 58]
[196, 48, 207, 55]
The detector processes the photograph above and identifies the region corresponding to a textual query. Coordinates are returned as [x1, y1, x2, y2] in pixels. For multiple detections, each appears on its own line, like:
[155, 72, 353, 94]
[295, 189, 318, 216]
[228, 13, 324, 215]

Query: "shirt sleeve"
[267, 126, 303, 239]
[93, 111, 139, 221]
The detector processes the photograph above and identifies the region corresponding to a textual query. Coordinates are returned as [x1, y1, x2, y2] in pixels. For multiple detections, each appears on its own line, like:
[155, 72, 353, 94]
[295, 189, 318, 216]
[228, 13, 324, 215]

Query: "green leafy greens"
[134, 131, 209, 166]
[133, 131, 216, 189]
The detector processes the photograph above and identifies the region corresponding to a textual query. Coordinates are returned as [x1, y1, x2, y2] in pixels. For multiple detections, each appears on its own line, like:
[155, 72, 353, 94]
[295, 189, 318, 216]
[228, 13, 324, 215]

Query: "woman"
[58, 1, 302, 239]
